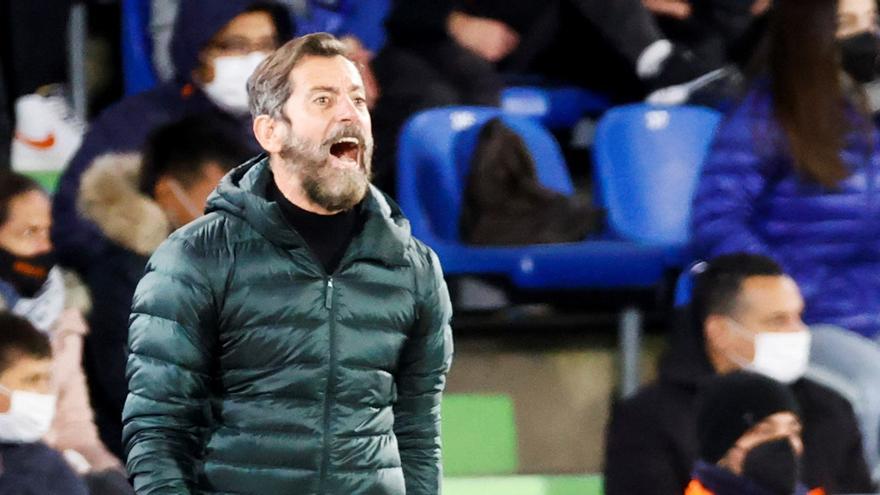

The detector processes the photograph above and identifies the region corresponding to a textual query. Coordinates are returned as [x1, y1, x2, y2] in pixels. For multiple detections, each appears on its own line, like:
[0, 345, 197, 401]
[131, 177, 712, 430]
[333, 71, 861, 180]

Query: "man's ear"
[704, 314, 729, 351]
[253, 115, 286, 153]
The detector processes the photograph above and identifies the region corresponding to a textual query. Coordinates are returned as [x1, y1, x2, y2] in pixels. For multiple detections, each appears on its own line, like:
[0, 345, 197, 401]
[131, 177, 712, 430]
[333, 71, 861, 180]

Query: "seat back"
[593, 104, 722, 246]
[122, 0, 159, 96]
[396, 106, 573, 244]
[502, 86, 611, 129]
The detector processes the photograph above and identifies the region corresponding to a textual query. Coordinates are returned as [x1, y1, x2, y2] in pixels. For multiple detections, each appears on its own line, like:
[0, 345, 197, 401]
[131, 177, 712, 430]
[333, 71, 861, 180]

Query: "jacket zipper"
[324, 277, 334, 309]
[318, 276, 336, 494]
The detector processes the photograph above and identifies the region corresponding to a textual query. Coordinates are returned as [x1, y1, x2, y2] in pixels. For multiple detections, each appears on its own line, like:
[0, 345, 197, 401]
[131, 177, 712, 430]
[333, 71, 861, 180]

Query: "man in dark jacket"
[51, 0, 292, 274]
[122, 33, 454, 495]
[76, 115, 247, 459]
[603, 253, 873, 495]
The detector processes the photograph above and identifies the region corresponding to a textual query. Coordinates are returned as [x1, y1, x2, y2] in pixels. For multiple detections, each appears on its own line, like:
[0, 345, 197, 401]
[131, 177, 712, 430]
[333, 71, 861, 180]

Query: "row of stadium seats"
[397, 103, 722, 397]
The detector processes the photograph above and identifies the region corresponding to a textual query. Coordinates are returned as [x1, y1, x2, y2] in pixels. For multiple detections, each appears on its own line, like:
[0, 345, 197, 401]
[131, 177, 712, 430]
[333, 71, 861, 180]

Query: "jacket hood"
[77, 153, 171, 256]
[171, 0, 293, 82]
[658, 306, 716, 389]
[206, 155, 411, 268]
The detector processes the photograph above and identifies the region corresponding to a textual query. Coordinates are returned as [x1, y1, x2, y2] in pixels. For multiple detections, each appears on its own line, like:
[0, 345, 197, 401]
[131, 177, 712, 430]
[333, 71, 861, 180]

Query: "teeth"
[335, 137, 359, 145]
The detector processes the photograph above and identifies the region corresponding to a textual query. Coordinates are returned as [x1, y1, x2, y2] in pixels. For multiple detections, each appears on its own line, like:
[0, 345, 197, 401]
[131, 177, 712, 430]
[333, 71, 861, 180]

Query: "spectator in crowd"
[52, 0, 293, 275]
[75, 115, 248, 459]
[150, 0, 387, 108]
[123, 33, 453, 494]
[0, 312, 89, 495]
[0, 171, 130, 487]
[687, 371, 821, 495]
[692, 0, 880, 340]
[603, 254, 874, 495]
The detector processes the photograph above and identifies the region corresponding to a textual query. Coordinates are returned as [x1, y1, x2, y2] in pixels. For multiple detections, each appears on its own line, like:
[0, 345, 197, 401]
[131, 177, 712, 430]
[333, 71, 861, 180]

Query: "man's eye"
[315, 96, 330, 105]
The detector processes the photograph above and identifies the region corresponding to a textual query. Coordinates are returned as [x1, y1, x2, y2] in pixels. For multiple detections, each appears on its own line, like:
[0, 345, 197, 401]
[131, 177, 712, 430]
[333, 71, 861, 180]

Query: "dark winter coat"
[691, 85, 880, 338]
[0, 442, 89, 495]
[122, 156, 454, 494]
[76, 153, 170, 459]
[50, 0, 280, 273]
[602, 310, 873, 495]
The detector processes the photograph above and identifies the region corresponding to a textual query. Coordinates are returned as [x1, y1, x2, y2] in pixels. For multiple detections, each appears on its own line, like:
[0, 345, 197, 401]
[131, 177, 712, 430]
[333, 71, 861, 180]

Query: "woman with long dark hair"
[692, 0, 880, 478]
[694, 0, 880, 338]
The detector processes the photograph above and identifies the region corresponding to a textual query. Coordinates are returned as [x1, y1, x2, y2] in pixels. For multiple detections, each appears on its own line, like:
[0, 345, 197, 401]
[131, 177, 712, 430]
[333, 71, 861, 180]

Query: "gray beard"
[279, 129, 373, 212]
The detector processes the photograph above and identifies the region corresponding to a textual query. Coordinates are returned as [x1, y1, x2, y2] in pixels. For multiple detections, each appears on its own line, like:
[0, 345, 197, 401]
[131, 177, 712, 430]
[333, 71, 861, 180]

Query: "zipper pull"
[324, 277, 334, 309]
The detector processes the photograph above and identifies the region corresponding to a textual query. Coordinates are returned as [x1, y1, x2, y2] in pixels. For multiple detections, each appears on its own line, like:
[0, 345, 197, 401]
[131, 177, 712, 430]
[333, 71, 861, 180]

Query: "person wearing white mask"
[74, 114, 247, 460]
[0, 171, 129, 491]
[603, 253, 874, 495]
[51, 0, 294, 278]
[0, 312, 88, 495]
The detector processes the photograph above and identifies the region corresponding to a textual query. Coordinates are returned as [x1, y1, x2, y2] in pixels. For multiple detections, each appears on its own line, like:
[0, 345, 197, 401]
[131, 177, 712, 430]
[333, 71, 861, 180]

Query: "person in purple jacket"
[693, 0, 880, 339]
[51, 0, 293, 275]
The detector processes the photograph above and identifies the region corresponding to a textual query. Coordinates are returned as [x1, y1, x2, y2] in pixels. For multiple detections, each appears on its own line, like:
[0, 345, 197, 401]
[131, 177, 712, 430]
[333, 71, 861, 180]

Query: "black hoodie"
[52, 0, 291, 274]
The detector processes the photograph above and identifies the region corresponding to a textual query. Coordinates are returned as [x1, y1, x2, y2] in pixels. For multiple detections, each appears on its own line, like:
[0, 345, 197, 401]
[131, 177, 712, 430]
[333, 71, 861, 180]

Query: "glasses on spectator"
[208, 36, 278, 56]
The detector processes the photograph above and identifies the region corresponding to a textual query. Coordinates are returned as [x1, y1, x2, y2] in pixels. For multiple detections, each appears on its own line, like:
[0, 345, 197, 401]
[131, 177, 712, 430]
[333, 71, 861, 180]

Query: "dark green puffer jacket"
[122, 156, 454, 495]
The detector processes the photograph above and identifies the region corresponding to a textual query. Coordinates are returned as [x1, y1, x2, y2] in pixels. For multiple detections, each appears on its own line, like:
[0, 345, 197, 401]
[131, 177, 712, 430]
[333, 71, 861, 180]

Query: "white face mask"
[0, 384, 56, 443]
[202, 52, 267, 115]
[726, 319, 812, 384]
[166, 179, 203, 226]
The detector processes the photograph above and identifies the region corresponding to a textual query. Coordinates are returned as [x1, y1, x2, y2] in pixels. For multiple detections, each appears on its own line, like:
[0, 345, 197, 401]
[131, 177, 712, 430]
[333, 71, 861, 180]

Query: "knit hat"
[696, 371, 801, 463]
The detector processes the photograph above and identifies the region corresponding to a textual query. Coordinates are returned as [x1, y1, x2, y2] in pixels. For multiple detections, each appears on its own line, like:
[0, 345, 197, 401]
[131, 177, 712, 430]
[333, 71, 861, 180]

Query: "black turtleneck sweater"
[268, 180, 363, 274]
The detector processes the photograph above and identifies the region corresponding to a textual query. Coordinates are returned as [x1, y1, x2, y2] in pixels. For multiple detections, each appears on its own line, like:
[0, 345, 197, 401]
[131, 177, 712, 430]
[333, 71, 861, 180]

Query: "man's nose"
[335, 95, 360, 122]
[35, 232, 52, 254]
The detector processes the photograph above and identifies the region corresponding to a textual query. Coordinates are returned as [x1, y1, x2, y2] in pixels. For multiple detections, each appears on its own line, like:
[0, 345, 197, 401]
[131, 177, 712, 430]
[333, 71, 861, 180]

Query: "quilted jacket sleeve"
[122, 237, 219, 494]
[691, 92, 779, 260]
[394, 246, 454, 495]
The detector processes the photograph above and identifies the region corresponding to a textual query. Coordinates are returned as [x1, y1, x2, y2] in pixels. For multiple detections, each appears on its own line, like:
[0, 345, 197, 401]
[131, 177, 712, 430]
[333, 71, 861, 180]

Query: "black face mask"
[0, 248, 55, 298]
[840, 32, 880, 83]
[742, 438, 800, 495]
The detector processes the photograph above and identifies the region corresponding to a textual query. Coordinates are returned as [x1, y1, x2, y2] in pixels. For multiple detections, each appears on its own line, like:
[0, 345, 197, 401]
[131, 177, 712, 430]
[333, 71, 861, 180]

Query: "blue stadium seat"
[501, 86, 611, 129]
[396, 106, 673, 290]
[397, 106, 682, 397]
[122, 0, 158, 96]
[592, 104, 722, 265]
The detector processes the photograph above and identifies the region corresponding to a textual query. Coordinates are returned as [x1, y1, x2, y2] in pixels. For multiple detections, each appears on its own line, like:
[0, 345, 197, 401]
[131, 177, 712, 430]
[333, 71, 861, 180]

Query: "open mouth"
[329, 137, 360, 167]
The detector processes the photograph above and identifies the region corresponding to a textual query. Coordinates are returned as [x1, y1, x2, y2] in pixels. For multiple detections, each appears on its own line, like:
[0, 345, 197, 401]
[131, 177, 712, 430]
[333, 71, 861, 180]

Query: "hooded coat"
[51, 0, 289, 274]
[691, 85, 880, 338]
[122, 156, 454, 494]
[602, 310, 873, 495]
[77, 152, 171, 459]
